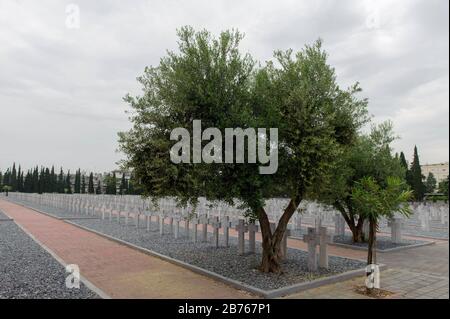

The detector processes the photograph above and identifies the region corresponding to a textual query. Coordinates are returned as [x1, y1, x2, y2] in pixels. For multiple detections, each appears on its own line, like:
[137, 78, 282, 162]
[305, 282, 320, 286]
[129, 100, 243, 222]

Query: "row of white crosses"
[8, 193, 339, 270]
[7, 193, 264, 253]
[8, 193, 288, 257]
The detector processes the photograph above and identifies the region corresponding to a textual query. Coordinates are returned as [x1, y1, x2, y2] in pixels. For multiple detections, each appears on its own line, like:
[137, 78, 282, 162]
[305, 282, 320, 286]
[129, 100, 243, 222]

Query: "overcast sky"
[0, 0, 448, 173]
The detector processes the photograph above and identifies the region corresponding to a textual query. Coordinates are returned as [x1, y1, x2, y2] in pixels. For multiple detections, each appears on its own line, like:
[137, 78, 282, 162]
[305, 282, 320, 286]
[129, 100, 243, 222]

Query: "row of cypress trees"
[0, 164, 141, 195]
[398, 145, 431, 201]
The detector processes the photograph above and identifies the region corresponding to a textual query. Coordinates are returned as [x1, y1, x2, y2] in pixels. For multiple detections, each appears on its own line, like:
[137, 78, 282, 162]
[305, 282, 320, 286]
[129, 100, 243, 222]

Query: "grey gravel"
[332, 235, 426, 250]
[16, 201, 366, 291]
[0, 210, 99, 299]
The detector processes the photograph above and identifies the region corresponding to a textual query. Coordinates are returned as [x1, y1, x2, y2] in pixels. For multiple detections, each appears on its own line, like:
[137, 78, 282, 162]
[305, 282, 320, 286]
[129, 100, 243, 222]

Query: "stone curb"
[0, 206, 111, 299]
[7, 200, 382, 299]
[328, 240, 436, 253]
[290, 233, 436, 253]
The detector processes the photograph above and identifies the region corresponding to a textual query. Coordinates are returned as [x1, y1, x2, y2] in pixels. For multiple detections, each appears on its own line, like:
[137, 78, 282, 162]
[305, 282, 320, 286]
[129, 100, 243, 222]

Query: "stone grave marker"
[235, 219, 248, 255]
[303, 227, 318, 271]
[388, 217, 403, 244]
[222, 216, 231, 247]
[248, 221, 258, 254]
[318, 226, 331, 268]
[333, 213, 345, 237]
[210, 216, 221, 248]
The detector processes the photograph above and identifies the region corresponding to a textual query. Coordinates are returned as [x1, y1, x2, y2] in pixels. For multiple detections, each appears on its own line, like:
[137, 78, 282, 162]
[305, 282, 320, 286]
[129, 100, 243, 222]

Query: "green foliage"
[65, 171, 72, 194]
[105, 173, 117, 195]
[438, 176, 449, 196]
[408, 146, 426, 200]
[74, 169, 81, 193]
[318, 121, 406, 241]
[81, 174, 86, 194]
[352, 176, 412, 221]
[118, 26, 368, 272]
[96, 179, 102, 194]
[119, 27, 368, 211]
[88, 173, 95, 194]
[352, 176, 412, 264]
[425, 172, 437, 194]
[119, 173, 128, 195]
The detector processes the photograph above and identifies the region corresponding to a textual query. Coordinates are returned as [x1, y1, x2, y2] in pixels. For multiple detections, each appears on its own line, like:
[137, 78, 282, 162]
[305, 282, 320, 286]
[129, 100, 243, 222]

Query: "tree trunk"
[259, 226, 282, 273]
[351, 221, 364, 243]
[257, 194, 302, 273]
[335, 201, 365, 243]
[367, 217, 377, 265]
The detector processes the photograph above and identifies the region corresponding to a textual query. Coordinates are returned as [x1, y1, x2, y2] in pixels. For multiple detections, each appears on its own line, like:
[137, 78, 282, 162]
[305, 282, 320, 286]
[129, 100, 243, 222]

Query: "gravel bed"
[0, 214, 99, 299]
[0, 210, 12, 220]
[16, 201, 366, 291]
[290, 225, 448, 241]
[332, 235, 426, 250]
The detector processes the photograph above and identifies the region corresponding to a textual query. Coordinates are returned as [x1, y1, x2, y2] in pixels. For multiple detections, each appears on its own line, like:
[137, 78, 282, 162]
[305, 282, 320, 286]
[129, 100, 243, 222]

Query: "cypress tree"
[32, 166, 39, 193]
[74, 169, 81, 193]
[399, 151, 408, 170]
[58, 168, 65, 193]
[88, 173, 95, 194]
[44, 167, 50, 193]
[81, 174, 86, 194]
[50, 166, 56, 193]
[17, 166, 22, 192]
[24, 171, 32, 193]
[18, 171, 24, 192]
[409, 146, 426, 201]
[11, 163, 17, 191]
[66, 170, 72, 194]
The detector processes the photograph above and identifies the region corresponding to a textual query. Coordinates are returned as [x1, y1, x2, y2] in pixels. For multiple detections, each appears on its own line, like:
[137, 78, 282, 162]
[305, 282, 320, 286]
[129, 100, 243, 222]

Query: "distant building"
[421, 162, 449, 184]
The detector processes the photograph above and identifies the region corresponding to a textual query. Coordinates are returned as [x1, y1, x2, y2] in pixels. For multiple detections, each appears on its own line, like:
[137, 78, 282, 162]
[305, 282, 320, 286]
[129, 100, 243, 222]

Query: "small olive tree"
[318, 122, 406, 242]
[352, 176, 412, 265]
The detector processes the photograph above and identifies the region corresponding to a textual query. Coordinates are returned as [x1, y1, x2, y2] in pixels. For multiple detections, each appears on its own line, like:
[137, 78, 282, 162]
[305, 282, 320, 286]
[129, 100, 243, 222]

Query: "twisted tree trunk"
[258, 195, 302, 273]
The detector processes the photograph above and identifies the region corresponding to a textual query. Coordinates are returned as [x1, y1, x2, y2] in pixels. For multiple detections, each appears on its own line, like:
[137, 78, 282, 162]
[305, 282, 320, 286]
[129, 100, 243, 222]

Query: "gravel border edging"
[10, 202, 381, 299]
[0, 207, 111, 299]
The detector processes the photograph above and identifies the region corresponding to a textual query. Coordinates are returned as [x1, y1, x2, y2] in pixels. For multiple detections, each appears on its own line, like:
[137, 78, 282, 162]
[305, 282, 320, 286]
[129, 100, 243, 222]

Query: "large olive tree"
[118, 27, 368, 272]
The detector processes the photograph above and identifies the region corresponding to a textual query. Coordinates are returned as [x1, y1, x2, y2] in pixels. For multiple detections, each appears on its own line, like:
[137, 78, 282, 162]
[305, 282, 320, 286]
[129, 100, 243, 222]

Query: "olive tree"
[118, 26, 368, 272]
[352, 176, 412, 265]
[318, 122, 406, 242]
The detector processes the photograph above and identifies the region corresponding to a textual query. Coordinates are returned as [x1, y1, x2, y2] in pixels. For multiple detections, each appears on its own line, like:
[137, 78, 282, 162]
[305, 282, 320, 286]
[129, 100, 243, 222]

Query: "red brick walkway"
[0, 199, 253, 299]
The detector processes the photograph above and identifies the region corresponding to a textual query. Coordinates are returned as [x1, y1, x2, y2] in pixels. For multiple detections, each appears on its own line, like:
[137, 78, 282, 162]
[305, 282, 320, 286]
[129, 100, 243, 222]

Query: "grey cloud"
[0, 0, 448, 172]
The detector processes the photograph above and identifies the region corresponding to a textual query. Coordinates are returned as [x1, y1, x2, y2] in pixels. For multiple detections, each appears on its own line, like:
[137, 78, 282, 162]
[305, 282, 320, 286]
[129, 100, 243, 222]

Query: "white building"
[421, 162, 449, 184]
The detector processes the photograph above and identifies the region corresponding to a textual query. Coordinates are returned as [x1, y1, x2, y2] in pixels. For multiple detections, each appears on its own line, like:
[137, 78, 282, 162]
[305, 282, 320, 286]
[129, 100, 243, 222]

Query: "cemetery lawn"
[20, 204, 367, 291]
[0, 210, 99, 299]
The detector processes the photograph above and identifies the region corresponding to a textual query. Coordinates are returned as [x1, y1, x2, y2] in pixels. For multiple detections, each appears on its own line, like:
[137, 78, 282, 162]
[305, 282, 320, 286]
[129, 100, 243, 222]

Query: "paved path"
[284, 241, 449, 299]
[1, 198, 448, 299]
[0, 199, 253, 299]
